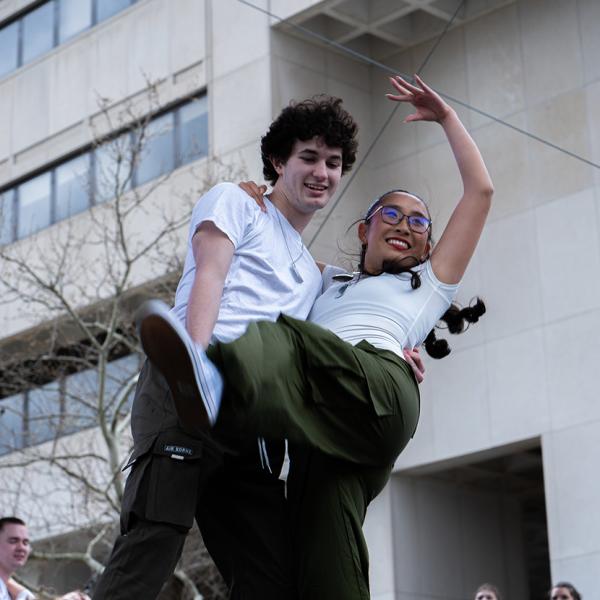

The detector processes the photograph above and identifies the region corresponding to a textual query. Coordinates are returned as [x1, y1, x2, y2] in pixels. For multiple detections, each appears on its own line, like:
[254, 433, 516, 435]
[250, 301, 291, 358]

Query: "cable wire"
[305, 0, 466, 248]
[236, 0, 600, 174]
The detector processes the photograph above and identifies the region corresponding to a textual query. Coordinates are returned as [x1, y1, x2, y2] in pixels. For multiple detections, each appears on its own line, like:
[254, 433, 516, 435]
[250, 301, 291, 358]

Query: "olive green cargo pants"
[210, 314, 421, 599]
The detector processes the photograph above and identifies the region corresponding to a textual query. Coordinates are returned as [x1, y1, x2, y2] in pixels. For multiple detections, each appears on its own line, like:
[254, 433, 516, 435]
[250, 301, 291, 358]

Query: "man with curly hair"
[94, 96, 360, 599]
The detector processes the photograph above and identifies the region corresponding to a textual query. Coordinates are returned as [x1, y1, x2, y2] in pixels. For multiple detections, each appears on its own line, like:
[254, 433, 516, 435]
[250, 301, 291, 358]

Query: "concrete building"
[0, 0, 599, 598]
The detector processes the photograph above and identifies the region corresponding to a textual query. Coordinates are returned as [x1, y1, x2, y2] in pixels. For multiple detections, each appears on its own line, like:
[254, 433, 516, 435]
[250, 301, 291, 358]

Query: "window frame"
[0, 0, 138, 81]
[0, 94, 208, 244]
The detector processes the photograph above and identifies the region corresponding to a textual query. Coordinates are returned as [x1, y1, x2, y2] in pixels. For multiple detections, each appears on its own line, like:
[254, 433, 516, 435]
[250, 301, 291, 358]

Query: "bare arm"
[388, 75, 493, 284]
[186, 222, 235, 348]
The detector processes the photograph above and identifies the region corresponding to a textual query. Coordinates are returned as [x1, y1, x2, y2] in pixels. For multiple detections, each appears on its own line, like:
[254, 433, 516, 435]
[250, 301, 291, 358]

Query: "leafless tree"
[0, 82, 244, 599]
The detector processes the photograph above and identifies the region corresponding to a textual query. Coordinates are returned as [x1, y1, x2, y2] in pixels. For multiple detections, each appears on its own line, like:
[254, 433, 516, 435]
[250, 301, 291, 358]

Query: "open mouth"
[305, 183, 327, 192]
[386, 238, 410, 250]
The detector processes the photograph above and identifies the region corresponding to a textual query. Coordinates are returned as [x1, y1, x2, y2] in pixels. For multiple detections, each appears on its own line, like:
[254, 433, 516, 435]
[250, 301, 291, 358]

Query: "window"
[21, 2, 55, 65]
[26, 382, 61, 446]
[1, 96, 207, 242]
[136, 113, 175, 186]
[104, 354, 139, 418]
[0, 353, 141, 456]
[63, 368, 98, 434]
[94, 133, 133, 203]
[0, 189, 15, 245]
[0, 394, 24, 456]
[0, 0, 137, 81]
[178, 98, 209, 165]
[59, 0, 93, 43]
[96, 0, 132, 23]
[17, 173, 52, 239]
[0, 21, 18, 78]
[55, 154, 91, 220]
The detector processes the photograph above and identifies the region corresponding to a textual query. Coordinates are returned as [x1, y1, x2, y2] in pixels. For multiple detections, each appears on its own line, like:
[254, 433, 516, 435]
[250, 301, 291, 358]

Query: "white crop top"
[309, 261, 459, 356]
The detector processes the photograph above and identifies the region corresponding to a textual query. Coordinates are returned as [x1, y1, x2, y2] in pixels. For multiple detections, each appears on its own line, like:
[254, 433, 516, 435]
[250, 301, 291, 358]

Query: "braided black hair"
[424, 298, 486, 359]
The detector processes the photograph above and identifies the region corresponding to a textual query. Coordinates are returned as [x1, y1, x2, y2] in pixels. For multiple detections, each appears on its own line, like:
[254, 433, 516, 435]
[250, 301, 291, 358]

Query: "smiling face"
[358, 191, 432, 274]
[0, 523, 30, 578]
[271, 136, 342, 228]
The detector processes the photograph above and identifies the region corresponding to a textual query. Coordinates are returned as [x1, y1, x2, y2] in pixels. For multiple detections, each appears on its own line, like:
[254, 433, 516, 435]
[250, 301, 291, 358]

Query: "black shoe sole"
[136, 301, 210, 434]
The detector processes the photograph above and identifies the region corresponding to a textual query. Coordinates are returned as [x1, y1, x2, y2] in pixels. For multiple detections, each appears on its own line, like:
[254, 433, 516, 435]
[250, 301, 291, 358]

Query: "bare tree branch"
[0, 80, 239, 600]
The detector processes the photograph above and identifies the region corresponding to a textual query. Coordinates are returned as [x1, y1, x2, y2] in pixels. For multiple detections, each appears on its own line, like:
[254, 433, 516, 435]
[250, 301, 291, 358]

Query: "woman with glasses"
[137, 74, 493, 599]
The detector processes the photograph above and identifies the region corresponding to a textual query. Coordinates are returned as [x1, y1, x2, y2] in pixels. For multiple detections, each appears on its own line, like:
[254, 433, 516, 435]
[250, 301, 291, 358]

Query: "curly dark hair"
[261, 95, 359, 184]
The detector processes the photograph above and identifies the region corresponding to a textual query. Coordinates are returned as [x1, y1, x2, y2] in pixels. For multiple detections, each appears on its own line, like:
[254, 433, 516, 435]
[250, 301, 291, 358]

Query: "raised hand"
[386, 74, 452, 123]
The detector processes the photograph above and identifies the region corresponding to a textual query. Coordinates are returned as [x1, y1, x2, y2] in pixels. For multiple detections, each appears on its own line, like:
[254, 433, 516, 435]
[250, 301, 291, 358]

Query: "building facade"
[1, 0, 599, 598]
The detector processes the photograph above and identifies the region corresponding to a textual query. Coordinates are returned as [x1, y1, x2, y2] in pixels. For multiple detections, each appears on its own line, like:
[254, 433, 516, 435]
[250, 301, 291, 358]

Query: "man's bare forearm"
[185, 222, 235, 348]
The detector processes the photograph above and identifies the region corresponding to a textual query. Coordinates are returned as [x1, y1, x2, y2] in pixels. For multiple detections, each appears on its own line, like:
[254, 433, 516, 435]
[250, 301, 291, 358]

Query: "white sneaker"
[135, 300, 222, 431]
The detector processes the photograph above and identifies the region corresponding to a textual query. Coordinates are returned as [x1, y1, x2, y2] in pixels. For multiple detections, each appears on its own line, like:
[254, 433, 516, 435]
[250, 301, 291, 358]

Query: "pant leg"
[198, 439, 297, 600]
[93, 517, 187, 600]
[287, 448, 392, 600]
[95, 362, 223, 600]
[212, 315, 420, 467]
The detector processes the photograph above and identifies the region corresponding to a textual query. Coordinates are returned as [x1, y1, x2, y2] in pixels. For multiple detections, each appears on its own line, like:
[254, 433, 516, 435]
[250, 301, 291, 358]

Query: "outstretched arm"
[387, 75, 493, 284]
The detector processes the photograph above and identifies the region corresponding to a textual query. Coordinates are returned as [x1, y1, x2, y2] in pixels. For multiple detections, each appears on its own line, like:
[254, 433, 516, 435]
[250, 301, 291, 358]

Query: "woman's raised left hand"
[386, 74, 452, 124]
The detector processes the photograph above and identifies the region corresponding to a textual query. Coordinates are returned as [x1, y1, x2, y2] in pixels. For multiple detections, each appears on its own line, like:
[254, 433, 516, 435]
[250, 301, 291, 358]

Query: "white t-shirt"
[0, 579, 35, 600]
[310, 260, 459, 356]
[172, 183, 322, 343]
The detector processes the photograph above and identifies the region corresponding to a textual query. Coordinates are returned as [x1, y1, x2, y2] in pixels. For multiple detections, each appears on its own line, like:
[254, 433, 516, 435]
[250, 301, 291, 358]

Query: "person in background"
[474, 583, 502, 600]
[550, 582, 582, 600]
[0, 517, 90, 600]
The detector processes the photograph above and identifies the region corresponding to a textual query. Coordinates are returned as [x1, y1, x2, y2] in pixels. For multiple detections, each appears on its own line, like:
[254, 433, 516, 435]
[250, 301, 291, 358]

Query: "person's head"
[357, 189, 432, 275]
[474, 583, 501, 600]
[550, 582, 581, 600]
[351, 188, 484, 359]
[261, 96, 358, 217]
[0, 517, 30, 578]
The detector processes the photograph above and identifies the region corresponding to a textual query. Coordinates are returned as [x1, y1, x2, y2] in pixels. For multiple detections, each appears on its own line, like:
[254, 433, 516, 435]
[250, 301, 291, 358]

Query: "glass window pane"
[104, 355, 139, 420]
[0, 21, 19, 78]
[55, 154, 91, 220]
[0, 394, 25, 456]
[63, 368, 98, 434]
[178, 98, 208, 165]
[96, 0, 132, 23]
[94, 133, 133, 203]
[1, 189, 15, 245]
[17, 173, 52, 239]
[136, 113, 174, 186]
[27, 382, 61, 446]
[59, 0, 92, 43]
[22, 2, 55, 65]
